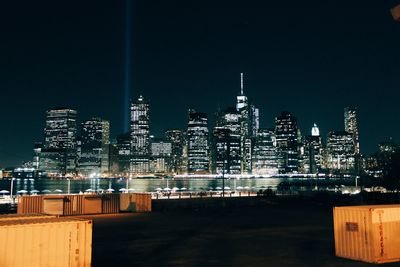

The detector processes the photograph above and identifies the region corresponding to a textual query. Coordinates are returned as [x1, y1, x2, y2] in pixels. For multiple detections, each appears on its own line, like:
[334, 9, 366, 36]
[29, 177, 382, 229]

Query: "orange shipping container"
[0, 217, 92, 267]
[17, 195, 43, 214]
[333, 204, 400, 264]
[120, 193, 152, 212]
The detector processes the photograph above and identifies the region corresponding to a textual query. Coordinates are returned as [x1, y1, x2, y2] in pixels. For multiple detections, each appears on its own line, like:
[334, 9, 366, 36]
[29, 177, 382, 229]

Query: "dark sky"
[1, 0, 400, 167]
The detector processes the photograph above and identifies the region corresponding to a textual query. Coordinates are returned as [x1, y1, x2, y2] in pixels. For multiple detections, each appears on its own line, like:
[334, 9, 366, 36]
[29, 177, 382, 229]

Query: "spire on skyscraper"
[236, 73, 248, 110]
[240, 72, 244, 95]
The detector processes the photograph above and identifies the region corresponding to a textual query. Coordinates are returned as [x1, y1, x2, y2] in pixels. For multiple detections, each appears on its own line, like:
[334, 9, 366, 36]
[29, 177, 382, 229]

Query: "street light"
[10, 177, 15, 203]
[67, 178, 71, 194]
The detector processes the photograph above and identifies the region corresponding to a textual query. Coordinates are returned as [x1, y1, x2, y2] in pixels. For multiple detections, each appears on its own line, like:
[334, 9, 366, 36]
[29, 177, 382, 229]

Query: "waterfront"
[0, 176, 361, 196]
[0, 177, 282, 195]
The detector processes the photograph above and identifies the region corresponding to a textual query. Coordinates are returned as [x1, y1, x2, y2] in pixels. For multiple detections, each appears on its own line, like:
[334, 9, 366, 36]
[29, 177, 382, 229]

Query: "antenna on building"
[240, 72, 244, 95]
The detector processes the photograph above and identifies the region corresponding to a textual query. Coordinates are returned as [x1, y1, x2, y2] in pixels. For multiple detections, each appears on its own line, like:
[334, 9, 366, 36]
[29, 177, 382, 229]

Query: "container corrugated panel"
[83, 196, 102, 214]
[334, 204, 400, 264]
[0, 217, 92, 267]
[135, 193, 152, 212]
[102, 194, 120, 214]
[120, 193, 137, 212]
[119, 193, 131, 211]
[17, 196, 44, 214]
[63, 195, 85, 216]
[0, 213, 55, 221]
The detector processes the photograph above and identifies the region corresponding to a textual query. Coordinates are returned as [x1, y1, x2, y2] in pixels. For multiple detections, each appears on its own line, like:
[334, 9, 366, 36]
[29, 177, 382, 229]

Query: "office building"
[150, 138, 172, 173]
[303, 124, 323, 174]
[116, 132, 131, 175]
[187, 109, 209, 174]
[344, 106, 360, 154]
[78, 118, 110, 176]
[212, 107, 241, 174]
[166, 129, 184, 174]
[275, 111, 299, 173]
[130, 95, 151, 173]
[42, 108, 78, 175]
[252, 128, 278, 176]
[212, 127, 241, 175]
[236, 73, 258, 174]
[326, 131, 355, 174]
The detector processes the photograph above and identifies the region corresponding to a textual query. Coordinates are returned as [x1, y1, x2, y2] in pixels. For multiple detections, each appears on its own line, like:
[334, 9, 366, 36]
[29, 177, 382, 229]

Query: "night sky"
[1, 0, 400, 167]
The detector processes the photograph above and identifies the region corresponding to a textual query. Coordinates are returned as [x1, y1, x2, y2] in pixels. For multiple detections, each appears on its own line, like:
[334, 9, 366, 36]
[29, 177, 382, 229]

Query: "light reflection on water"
[0, 178, 283, 194]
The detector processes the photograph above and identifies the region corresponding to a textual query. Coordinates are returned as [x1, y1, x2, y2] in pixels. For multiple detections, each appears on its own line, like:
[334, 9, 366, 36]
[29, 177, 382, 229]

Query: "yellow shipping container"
[333, 204, 400, 264]
[0, 213, 55, 221]
[0, 217, 92, 267]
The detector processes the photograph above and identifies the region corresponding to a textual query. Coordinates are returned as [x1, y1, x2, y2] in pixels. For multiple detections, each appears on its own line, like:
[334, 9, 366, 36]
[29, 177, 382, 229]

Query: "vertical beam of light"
[123, 0, 132, 133]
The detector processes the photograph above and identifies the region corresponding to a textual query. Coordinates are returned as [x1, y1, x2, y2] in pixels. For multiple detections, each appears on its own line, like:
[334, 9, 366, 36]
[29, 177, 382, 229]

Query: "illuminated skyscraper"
[116, 132, 131, 175]
[275, 111, 299, 173]
[252, 128, 278, 176]
[303, 124, 323, 174]
[344, 106, 360, 154]
[326, 131, 355, 174]
[166, 129, 184, 174]
[150, 138, 172, 173]
[78, 118, 110, 176]
[236, 73, 258, 174]
[44, 108, 77, 150]
[187, 109, 209, 174]
[212, 127, 241, 175]
[41, 108, 78, 175]
[212, 107, 241, 174]
[130, 95, 151, 174]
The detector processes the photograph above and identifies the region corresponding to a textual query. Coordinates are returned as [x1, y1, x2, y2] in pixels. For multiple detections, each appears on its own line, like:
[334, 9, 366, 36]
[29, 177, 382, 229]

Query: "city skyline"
[1, 0, 400, 167]
[0, 73, 397, 169]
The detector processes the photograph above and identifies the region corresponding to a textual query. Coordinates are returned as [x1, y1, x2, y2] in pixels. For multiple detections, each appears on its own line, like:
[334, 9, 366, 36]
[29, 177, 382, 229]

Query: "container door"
[83, 197, 102, 214]
[43, 198, 64, 215]
[372, 208, 400, 263]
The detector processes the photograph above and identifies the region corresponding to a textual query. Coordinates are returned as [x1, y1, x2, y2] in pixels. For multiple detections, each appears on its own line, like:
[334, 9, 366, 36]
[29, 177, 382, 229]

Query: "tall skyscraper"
[252, 128, 278, 176]
[303, 124, 323, 174]
[187, 109, 209, 174]
[212, 107, 241, 174]
[275, 111, 299, 174]
[78, 118, 110, 176]
[116, 132, 131, 175]
[236, 73, 258, 174]
[212, 127, 241, 175]
[166, 129, 184, 174]
[326, 131, 355, 174]
[344, 106, 360, 154]
[150, 137, 172, 173]
[44, 108, 77, 150]
[41, 108, 78, 175]
[130, 95, 151, 174]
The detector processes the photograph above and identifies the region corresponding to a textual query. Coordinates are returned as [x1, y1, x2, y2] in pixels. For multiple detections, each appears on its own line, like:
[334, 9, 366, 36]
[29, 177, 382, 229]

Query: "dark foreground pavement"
[78, 200, 400, 267]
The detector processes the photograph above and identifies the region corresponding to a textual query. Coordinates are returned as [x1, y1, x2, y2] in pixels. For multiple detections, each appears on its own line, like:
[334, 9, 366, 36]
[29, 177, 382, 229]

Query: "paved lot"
[79, 200, 400, 267]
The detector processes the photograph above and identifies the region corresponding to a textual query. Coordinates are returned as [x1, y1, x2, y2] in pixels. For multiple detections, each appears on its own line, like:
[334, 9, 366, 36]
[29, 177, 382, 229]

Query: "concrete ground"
[79, 200, 400, 267]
